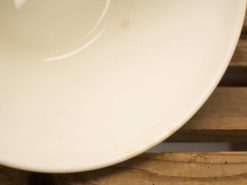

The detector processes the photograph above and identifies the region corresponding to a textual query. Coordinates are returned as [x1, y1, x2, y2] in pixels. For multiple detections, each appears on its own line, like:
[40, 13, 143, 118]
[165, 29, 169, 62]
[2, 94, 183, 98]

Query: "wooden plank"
[0, 166, 27, 185]
[2, 152, 247, 185]
[243, 8, 247, 28]
[220, 39, 247, 86]
[55, 152, 247, 185]
[222, 17, 247, 86]
[231, 39, 247, 66]
[168, 87, 247, 142]
[241, 9, 247, 38]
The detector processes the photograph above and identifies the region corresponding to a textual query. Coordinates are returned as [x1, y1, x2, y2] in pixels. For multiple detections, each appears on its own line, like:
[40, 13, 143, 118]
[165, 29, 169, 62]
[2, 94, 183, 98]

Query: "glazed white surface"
[0, 0, 245, 172]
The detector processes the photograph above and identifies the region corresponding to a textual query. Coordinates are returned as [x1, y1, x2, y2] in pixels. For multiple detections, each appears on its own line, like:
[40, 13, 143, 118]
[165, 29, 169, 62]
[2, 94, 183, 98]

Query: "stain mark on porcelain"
[121, 20, 130, 29]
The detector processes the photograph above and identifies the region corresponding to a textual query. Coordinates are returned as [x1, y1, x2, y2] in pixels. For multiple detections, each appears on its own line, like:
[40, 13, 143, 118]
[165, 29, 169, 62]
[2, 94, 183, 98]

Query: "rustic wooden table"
[1, 11, 247, 185]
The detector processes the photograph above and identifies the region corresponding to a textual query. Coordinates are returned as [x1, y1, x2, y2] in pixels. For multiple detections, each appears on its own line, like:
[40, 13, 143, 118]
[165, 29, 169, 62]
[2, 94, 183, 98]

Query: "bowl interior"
[0, 0, 246, 173]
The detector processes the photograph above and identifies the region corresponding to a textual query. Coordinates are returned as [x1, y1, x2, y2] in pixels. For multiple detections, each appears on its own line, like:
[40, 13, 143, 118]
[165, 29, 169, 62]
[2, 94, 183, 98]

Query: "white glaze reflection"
[0, 0, 110, 61]
[44, 0, 111, 61]
[14, 0, 27, 9]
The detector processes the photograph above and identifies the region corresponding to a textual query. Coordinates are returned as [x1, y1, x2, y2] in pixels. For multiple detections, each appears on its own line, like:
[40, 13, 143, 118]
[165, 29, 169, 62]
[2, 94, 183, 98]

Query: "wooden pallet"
[1, 10, 247, 185]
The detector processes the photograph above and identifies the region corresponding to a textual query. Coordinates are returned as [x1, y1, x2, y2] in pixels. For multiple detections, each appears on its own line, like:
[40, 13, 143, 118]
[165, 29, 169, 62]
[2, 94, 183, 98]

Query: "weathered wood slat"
[222, 14, 247, 86]
[168, 87, 247, 142]
[2, 152, 247, 185]
[55, 152, 247, 185]
[241, 10, 247, 38]
[231, 39, 247, 65]
[220, 39, 247, 86]
[243, 9, 247, 28]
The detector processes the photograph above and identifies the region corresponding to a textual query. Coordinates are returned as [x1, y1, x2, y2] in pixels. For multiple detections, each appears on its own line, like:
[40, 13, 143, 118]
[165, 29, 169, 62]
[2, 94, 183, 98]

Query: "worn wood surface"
[232, 39, 247, 65]
[2, 152, 247, 185]
[168, 87, 247, 142]
[54, 152, 247, 185]
[220, 11, 247, 86]
[0, 152, 247, 185]
[220, 39, 247, 86]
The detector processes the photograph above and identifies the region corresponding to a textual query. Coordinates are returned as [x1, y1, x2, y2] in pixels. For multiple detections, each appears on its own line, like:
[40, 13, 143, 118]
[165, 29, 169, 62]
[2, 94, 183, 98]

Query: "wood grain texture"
[220, 39, 247, 86]
[243, 8, 247, 28]
[168, 87, 247, 142]
[222, 15, 247, 87]
[241, 9, 247, 38]
[55, 152, 247, 185]
[231, 39, 247, 65]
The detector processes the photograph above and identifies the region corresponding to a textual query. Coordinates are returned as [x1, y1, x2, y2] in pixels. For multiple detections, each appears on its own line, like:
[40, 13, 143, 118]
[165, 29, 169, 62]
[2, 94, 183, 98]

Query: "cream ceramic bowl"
[0, 0, 246, 173]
